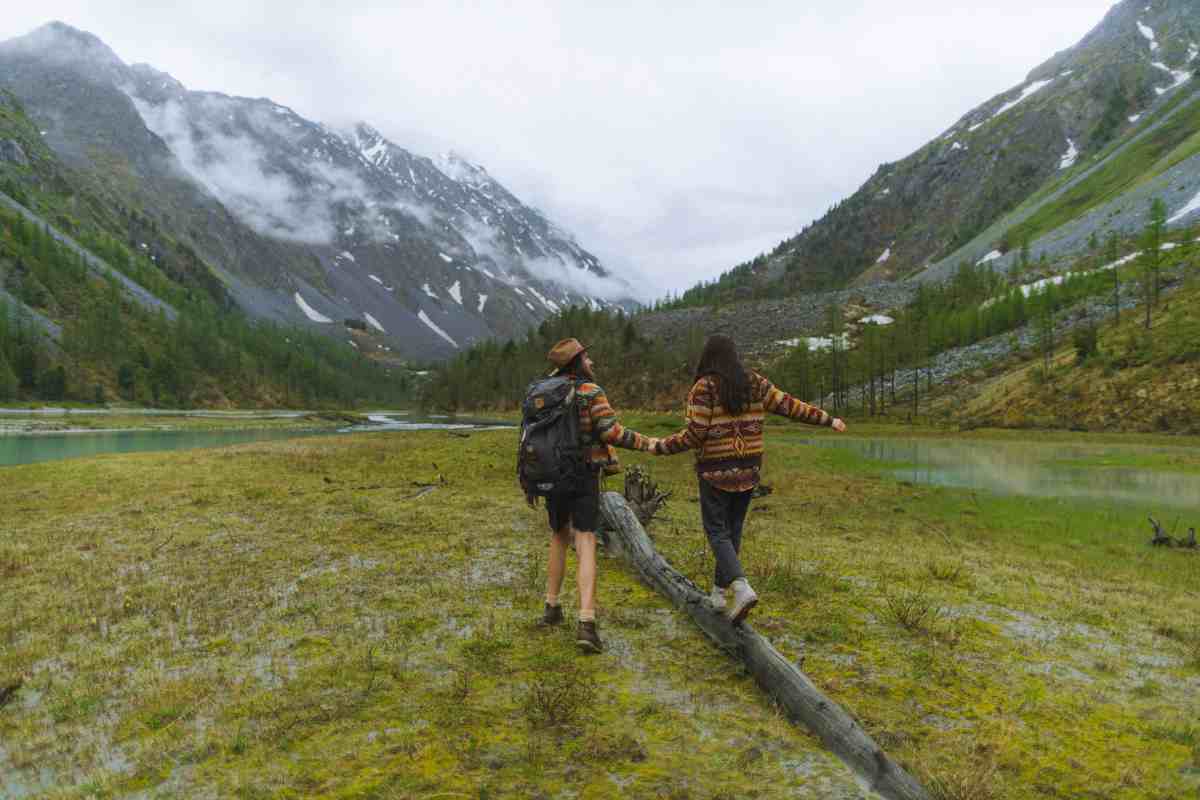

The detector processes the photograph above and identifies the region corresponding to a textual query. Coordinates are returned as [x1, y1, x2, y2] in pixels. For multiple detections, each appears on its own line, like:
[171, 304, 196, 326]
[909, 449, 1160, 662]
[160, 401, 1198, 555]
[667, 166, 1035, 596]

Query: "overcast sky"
[3, 1, 1118, 298]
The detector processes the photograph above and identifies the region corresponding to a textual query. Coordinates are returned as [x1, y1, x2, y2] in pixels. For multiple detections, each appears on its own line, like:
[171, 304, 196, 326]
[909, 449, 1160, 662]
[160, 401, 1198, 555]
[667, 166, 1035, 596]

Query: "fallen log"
[598, 491, 929, 800]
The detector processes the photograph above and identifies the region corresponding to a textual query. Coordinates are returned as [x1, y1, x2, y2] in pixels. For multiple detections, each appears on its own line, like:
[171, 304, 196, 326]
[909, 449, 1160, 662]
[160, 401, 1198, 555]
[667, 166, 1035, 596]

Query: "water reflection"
[804, 439, 1199, 511]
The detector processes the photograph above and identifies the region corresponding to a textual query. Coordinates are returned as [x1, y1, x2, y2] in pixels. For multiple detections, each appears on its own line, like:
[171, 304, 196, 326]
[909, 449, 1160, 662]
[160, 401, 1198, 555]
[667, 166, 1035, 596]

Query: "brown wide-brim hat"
[547, 338, 588, 371]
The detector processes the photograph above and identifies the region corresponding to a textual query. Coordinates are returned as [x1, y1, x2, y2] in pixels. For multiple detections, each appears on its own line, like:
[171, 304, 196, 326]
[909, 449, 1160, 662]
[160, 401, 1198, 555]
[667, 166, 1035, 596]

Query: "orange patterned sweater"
[571, 378, 655, 473]
[657, 371, 833, 491]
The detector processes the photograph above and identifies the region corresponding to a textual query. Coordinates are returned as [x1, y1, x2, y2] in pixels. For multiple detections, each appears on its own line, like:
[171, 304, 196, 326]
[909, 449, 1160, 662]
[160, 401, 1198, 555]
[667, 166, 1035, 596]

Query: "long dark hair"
[695, 335, 751, 415]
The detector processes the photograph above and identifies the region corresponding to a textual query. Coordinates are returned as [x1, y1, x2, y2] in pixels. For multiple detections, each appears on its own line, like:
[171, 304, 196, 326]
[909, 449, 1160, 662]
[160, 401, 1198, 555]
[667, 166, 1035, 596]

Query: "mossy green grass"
[1, 425, 1197, 798]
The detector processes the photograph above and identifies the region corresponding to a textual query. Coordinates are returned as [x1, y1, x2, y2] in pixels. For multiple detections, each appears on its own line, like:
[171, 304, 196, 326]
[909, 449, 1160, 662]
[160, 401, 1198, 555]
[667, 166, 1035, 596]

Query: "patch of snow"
[1137, 20, 1159, 52]
[338, 251, 356, 263]
[479, 267, 496, 280]
[951, 141, 965, 151]
[525, 301, 535, 311]
[879, 188, 891, 196]
[861, 314, 895, 325]
[361, 139, 387, 164]
[349, 340, 358, 349]
[526, 286, 561, 312]
[776, 335, 849, 351]
[991, 79, 1054, 120]
[875, 247, 892, 264]
[422, 283, 439, 300]
[448, 280, 463, 305]
[368, 274, 384, 285]
[1151, 61, 1191, 95]
[363, 312, 386, 333]
[513, 287, 526, 296]
[439, 252, 453, 263]
[1020, 274, 1069, 297]
[477, 294, 488, 313]
[294, 293, 332, 324]
[418, 310, 458, 348]
[1129, 113, 1143, 123]
[977, 250, 1004, 265]
[1098, 252, 1142, 271]
[805, 334, 850, 351]
[969, 121, 985, 132]
[1059, 138, 1079, 170]
[1169, 188, 1200, 223]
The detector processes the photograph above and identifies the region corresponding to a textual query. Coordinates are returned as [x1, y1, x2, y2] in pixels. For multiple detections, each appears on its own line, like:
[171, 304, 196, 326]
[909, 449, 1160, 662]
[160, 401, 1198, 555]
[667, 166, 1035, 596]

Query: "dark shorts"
[547, 473, 601, 533]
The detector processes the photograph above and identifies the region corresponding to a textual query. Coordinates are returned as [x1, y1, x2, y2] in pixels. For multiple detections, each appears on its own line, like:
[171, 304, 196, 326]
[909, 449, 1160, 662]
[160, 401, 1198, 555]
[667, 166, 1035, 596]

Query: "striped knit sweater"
[657, 371, 833, 492]
[569, 377, 655, 473]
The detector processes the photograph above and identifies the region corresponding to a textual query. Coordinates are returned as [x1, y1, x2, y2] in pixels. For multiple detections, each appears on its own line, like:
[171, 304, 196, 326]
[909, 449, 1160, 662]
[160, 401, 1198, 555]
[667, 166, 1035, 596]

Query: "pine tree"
[1105, 232, 1121, 325]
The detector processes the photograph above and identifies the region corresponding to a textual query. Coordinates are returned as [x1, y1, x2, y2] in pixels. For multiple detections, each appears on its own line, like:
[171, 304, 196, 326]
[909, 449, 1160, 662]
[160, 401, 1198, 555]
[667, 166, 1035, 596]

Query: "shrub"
[521, 663, 596, 728]
[882, 585, 945, 633]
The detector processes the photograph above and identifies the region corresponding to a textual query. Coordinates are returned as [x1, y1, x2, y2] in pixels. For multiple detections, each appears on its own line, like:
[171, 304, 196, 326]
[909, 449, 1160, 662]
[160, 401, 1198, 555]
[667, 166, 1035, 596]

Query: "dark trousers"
[699, 479, 753, 589]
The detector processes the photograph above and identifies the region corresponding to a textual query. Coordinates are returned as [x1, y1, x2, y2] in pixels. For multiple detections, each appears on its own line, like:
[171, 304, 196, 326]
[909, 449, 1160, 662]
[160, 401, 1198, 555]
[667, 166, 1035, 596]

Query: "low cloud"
[129, 93, 368, 245]
[522, 255, 638, 303]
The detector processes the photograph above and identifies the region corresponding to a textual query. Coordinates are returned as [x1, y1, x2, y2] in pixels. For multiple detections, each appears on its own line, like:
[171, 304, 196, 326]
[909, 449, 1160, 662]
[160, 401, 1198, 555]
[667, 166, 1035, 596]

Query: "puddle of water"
[804, 438, 1200, 511]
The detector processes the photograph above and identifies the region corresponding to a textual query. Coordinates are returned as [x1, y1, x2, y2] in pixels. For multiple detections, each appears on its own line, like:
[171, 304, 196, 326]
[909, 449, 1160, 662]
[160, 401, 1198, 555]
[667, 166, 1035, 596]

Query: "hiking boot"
[538, 603, 564, 626]
[708, 585, 727, 610]
[576, 620, 603, 653]
[727, 578, 758, 625]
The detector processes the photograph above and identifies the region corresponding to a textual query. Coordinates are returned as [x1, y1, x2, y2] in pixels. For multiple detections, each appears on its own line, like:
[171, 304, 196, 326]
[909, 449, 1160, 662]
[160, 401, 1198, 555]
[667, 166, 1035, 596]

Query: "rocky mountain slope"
[670, 0, 1200, 303]
[0, 22, 634, 360]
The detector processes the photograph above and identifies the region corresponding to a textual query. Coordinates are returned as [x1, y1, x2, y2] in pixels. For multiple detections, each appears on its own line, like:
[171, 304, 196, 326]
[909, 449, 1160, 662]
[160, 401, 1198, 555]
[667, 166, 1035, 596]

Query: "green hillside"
[937, 271, 1200, 433]
[0, 91, 411, 407]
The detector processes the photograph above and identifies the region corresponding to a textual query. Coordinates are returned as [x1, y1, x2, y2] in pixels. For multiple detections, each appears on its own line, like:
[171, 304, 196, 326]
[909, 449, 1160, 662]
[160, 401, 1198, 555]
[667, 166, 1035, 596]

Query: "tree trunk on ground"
[598, 492, 930, 800]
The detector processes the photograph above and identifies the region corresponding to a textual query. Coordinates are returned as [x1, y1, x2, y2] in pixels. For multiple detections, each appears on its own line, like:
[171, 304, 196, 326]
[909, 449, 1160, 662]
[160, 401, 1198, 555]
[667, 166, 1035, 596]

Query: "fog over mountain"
[0, 21, 641, 360]
[0, 1, 1116, 295]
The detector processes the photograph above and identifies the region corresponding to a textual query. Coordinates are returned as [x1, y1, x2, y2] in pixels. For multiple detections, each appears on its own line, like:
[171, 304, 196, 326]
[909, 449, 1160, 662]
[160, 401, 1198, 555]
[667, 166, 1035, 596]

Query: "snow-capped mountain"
[0, 22, 636, 359]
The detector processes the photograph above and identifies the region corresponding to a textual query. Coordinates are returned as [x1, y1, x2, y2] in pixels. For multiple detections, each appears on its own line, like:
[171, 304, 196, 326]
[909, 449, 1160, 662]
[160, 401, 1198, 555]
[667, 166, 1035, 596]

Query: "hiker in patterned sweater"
[537, 338, 660, 652]
[654, 334, 846, 623]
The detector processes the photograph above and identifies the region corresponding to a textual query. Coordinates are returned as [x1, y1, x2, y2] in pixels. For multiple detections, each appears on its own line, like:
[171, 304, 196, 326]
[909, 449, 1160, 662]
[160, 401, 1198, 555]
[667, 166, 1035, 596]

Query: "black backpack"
[518, 376, 590, 497]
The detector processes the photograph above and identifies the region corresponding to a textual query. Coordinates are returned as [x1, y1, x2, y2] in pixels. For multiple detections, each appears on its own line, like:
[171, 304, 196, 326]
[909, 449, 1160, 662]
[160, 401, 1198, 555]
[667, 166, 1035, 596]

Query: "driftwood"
[598, 491, 929, 800]
[1149, 516, 1197, 548]
[621, 465, 672, 528]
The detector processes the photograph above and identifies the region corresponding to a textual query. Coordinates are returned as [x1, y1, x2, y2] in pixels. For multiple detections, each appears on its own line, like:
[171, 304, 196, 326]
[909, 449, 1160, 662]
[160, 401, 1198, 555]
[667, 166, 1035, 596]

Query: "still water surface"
[803, 438, 1198, 512]
[0, 413, 509, 468]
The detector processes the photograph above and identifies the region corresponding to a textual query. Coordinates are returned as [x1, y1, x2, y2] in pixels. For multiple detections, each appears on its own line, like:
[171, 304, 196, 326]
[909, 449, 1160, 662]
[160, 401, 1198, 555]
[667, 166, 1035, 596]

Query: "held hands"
[646, 437, 663, 455]
[831, 418, 847, 433]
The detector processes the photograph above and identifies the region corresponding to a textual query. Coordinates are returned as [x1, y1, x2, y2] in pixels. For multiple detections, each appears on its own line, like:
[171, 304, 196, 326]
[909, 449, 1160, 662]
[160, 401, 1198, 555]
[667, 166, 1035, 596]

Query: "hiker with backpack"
[519, 338, 660, 653]
[653, 334, 846, 624]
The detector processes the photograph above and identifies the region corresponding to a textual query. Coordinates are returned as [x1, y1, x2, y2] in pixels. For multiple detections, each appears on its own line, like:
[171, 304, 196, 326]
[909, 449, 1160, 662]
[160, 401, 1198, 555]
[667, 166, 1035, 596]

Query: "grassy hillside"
[933, 272, 1200, 433]
[1, 427, 1197, 797]
[1003, 88, 1200, 250]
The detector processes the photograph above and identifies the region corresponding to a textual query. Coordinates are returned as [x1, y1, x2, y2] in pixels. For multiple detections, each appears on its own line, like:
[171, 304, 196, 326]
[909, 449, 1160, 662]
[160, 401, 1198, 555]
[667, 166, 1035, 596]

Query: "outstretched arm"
[656, 379, 713, 455]
[759, 374, 845, 431]
[589, 388, 659, 452]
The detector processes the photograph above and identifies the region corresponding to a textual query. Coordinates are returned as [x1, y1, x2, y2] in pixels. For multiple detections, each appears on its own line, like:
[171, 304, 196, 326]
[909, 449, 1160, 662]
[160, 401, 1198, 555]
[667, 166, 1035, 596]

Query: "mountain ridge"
[669, 0, 1200, 306]
[0, 21, 636, 360]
